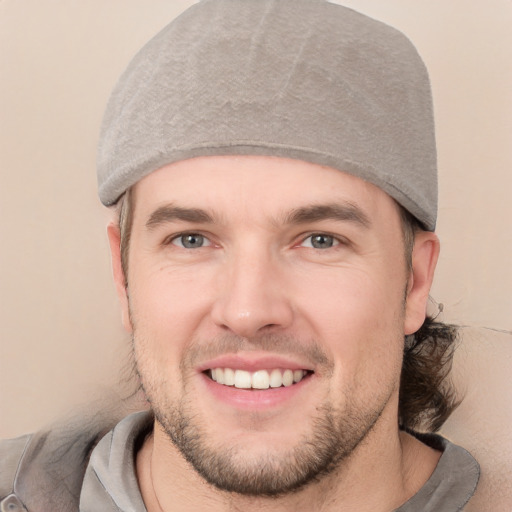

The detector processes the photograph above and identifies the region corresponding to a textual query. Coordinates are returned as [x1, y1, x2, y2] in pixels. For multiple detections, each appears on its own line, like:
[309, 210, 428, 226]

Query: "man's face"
[111, 155, 434, 495]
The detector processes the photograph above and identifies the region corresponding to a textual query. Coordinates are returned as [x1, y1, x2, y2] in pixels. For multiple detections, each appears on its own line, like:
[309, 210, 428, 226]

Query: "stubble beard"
[153, 393, 385, 497]
[133, 332, 396, 497]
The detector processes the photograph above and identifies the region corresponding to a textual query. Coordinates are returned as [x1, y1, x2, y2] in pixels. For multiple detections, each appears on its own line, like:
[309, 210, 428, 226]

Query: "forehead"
[131, 155, 400, 224]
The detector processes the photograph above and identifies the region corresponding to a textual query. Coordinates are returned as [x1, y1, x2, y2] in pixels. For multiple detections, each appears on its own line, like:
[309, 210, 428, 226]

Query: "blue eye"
[172, 234, 210, 249]
[302, 234, 338, 249]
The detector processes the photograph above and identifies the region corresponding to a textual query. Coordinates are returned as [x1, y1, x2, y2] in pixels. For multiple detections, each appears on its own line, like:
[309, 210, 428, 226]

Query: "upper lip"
[197, 353, 315, 373]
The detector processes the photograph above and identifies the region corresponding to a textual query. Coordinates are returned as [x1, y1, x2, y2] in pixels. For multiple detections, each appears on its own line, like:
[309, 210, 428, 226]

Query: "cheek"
[299, 265, 406, 337]
[296, 267, 406, 386]
[127, 263, 217, 366]
[129, 275, 191, 400]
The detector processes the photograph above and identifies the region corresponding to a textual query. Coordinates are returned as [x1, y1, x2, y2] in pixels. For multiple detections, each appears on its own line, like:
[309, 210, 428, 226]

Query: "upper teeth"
[210, 368, 306, 389]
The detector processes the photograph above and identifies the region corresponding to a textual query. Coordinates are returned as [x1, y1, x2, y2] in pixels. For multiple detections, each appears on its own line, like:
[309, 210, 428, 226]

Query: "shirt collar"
[80, 412, 479, 512]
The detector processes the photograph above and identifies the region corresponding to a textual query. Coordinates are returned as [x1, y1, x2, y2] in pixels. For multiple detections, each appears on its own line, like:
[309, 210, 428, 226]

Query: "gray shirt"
[0, 411, 480, 512]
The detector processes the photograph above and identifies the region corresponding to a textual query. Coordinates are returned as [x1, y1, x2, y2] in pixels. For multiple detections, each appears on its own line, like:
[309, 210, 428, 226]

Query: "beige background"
[0, 1, 511, 505]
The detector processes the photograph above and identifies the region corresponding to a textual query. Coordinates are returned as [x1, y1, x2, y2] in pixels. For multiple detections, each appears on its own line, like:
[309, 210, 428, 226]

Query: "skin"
[108, 155, 441, 511]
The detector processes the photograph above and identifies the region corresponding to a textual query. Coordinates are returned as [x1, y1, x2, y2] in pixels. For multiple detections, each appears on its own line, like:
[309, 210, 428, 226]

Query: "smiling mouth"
[206, 368, 313, 390]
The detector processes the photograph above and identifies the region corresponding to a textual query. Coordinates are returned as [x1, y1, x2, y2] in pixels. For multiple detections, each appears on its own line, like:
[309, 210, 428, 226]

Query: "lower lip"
[200, 372, 312, 410]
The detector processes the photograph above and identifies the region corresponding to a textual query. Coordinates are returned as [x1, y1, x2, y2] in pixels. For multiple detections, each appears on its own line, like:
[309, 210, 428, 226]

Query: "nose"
[210, 245, 294, 339]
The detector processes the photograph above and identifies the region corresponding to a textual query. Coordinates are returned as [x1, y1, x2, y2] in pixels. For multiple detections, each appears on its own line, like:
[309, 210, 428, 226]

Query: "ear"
[404, 231, 440, 335]
[107, 222, 133, 333]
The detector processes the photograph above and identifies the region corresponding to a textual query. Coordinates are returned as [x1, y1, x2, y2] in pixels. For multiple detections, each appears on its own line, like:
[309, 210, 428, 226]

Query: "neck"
[136, 417, 441, 512]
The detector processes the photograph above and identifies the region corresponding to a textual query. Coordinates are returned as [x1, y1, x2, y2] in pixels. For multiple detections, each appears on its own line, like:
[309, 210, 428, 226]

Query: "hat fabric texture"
[98, 0, 438, 230]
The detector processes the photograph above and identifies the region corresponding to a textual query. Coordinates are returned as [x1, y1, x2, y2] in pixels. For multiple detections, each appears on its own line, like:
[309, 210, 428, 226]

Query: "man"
[0, 1, 480, 510]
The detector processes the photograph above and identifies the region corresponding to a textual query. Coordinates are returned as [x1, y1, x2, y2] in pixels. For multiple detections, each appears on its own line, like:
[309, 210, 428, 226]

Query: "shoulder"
[0, 412, 124, 512]
[0, 434, 32, 497]
[397, 432, 480, 512]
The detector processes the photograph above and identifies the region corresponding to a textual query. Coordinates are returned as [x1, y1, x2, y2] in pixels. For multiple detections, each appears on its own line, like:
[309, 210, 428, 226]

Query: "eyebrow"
[145, 202, 371, 230]
[146, 205, 214, 229]
[284, 203, 371, 228]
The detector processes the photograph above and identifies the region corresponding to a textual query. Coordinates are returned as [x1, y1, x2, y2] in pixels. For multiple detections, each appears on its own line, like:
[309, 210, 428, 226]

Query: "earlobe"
[404, 231, 440, 335]
[107, 222, 133, 333]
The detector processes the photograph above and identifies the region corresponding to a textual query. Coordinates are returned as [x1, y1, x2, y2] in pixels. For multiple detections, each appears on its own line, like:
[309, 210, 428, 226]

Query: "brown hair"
[115, 190, 459, 432]
[399, 317, 459, 431]
[117, 188, 133, 286]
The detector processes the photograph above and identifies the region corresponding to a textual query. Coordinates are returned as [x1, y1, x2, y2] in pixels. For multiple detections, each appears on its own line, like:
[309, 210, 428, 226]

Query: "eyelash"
[164, 231, 346, 250]
[299, 233, 346, 250]
[166, 232, 212, 249]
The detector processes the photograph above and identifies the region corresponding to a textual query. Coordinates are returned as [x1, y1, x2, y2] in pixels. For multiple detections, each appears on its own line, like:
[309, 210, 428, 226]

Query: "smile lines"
[209, 368, 309, 389]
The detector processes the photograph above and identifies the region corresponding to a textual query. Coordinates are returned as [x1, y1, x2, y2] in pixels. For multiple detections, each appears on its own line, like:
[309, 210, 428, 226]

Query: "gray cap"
[98, 0, 437, 230]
